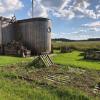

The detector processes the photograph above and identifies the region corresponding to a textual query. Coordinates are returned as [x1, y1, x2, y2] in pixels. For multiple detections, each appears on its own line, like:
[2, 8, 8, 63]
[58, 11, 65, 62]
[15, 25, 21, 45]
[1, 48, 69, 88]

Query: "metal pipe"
[32, 0, 34, 18]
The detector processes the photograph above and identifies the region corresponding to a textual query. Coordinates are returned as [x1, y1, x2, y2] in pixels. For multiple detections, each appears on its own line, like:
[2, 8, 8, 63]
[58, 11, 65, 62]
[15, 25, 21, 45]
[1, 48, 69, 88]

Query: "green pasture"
[52, 51, 100, 70]
[0, 51, 99, 99]
[0, 51, 100, 70]
[0, 55, 32, 66]
[0, 78, 90, 100]
[52, 41, 100, 51]
[0, 65, 94, 100]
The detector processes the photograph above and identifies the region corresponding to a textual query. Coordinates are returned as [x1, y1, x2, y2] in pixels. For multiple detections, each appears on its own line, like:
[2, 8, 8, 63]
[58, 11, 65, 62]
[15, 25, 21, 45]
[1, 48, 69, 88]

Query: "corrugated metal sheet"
[0, 17, 12, 45]
[1, 17, 52, 54]
[2, 23, 14, 44]
[14, 18, 51, 54]
[0, 21, 2, 45]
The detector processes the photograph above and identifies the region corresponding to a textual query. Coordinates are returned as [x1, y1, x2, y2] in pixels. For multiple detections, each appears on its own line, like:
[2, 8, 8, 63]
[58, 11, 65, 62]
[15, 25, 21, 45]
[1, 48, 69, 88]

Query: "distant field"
[0, 56, 32, 66]
[52, 51, 100, 70]
[52, 41, 100, 51]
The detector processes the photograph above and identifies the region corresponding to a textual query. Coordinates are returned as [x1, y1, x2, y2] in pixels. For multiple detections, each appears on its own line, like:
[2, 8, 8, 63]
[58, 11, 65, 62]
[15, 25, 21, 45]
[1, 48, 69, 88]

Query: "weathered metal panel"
[2, 23, 14, 44]
[0, 17, 51, 54]
[15, 18, 52, 54]
[0, 21, 2, 45]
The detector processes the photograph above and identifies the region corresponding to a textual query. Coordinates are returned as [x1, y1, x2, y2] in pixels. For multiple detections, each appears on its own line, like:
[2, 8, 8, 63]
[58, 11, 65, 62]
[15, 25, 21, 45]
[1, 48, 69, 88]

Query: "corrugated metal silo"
[0, 20, 2, 45]
[2, 23, 14, 44]
[15, 18, 52, 54]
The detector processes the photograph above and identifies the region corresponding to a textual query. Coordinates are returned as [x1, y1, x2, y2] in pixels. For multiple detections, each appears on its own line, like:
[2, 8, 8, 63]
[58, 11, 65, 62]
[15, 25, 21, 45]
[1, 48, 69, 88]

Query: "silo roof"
[16, 17, 50, 23]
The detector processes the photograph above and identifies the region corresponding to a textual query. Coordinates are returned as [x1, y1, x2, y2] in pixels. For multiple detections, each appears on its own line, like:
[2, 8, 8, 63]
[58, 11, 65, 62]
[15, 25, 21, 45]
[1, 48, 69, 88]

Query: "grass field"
[0, 78, 90, 100]
[0, 54, 99, 99]
[0, 55, 32, 66]
[0, 41, 100, 100]
[52, 41, 100, 51]
[0, 64, 99, 100]
[52, 51, 100, 70]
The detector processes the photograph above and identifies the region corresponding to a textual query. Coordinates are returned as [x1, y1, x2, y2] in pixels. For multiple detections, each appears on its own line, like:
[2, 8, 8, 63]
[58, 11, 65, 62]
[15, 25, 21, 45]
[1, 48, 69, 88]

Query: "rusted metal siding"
[15, 18, 51, 54]
[0, 21, 2, 45]
[2, 23, 14, 44]
[0, 17, 12, 45]
[0, 17, 51, 54]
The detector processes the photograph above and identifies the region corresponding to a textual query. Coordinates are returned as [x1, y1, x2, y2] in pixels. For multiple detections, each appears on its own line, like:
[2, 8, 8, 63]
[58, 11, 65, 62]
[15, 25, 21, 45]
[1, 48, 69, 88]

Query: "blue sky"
[0, 0, 100, 40]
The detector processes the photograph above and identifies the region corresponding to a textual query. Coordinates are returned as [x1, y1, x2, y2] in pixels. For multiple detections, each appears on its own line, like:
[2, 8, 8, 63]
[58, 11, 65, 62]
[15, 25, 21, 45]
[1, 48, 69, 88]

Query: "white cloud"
[89, 27, 100, 32]
[41, 0, 75, 19]
[81, 21, 100, 38]
[52, 9, 75, 19]
[73, 0, 98, 19]
[41, 0, 71, 10]
[52, 28, 100, 40]
[83, 21, 100, 27]
[0, 0, 24, 18]
[74, 0, 90, 9]
[96, 5, 100, 10]
[84, 10, 97, 19]
[0, 0, 99, 19]
[28, 0, 48, 18]
[30, 0, 100, 19]
[5, 0, 23, 11]
[52, 31, 90, 40]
